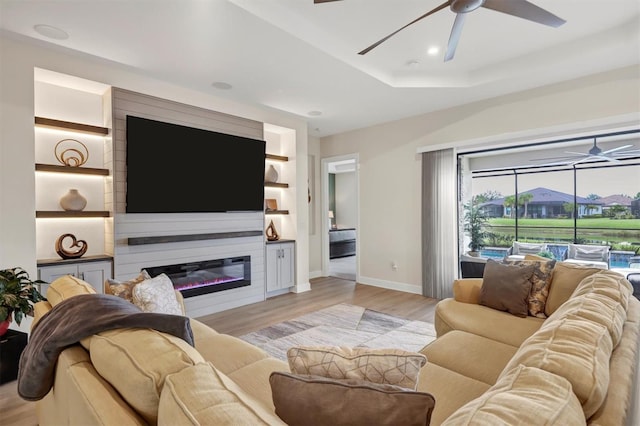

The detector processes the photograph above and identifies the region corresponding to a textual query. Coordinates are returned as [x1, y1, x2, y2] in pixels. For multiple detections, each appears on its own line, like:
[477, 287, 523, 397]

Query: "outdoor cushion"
[512, 241, 546, 255]
[568, 244, 609, 262]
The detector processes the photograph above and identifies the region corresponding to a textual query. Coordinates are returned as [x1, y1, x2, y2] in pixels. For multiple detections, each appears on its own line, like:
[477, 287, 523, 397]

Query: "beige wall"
[0, 35, 310, 293]
[335, 172, 357, 229]
[308, 136, 322, 277]
[320, 65, 640, 294]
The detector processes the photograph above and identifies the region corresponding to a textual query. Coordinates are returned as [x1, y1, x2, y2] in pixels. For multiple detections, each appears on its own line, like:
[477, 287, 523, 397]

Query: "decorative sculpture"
[266, 220, 280, 241]
[55, 233, 88, 259]
[54, 139, 89, 167]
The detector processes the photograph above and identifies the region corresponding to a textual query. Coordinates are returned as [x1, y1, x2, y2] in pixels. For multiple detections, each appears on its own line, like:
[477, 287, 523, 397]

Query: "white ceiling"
[1, 0, 639, 137]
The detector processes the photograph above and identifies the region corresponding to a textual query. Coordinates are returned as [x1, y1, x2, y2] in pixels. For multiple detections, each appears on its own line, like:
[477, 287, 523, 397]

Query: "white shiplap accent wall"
[111, 88, 267, 317]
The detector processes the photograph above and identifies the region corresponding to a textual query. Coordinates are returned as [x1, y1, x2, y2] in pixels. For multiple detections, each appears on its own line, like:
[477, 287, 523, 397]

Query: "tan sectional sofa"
[29, 263, 640, 425]
[423, 264, 640, 425]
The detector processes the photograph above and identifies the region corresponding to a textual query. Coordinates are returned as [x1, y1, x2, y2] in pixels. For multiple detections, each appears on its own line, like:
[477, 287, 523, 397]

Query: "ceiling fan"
[532, 138, 640, 166]
[314, 0, 566, 61]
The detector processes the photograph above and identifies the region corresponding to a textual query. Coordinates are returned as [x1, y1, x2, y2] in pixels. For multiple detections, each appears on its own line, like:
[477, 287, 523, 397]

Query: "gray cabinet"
[266, 241, 295, 293]
[38, 259, 112, 295]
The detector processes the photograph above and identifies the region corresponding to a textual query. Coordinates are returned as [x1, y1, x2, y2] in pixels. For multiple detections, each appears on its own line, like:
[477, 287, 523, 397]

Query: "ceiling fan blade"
[594, 155, 622, 164]
[482, 0, 566, 27]
[314, 0, 342, 3]
[601, 144, 633, 155]
[564, 151, 591, 157]
[358, 0, 451, 55]
[444, 13, 466, 62]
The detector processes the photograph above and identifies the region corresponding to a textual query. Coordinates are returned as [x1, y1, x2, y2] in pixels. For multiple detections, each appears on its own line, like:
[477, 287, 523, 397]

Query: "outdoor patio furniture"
[460, 254, 487, 278]
[505, 241, 547, 261]
[629, 256, 640, 269]
[564, 243, 610, 269]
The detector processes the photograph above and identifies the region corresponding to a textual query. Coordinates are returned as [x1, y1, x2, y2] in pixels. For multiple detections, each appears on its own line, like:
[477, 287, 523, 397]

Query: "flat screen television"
[126, 115, 266, 213]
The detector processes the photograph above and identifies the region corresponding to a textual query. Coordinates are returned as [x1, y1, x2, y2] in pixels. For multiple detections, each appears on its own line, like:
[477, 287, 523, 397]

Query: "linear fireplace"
[145, 256, 251, 298]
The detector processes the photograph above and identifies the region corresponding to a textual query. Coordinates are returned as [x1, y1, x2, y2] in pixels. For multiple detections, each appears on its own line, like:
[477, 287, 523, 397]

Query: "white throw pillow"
[132, 273, 183, 315]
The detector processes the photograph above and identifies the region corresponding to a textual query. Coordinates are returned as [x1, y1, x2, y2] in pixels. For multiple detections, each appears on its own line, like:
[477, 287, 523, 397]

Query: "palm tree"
[519, 193, 534, 218]
[503, 195, 516, 218]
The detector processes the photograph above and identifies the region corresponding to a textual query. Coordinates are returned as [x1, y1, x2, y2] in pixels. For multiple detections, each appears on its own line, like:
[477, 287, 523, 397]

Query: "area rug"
[239, 303, 437, 361]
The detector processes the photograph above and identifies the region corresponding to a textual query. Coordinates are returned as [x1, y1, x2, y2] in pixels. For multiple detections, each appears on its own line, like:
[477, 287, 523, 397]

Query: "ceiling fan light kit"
[315, 0, 566, 61]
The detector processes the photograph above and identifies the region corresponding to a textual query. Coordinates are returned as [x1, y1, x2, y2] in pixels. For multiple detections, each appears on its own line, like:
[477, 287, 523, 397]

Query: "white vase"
[60, 189, 87, 211]
[265, 165, 279, 183]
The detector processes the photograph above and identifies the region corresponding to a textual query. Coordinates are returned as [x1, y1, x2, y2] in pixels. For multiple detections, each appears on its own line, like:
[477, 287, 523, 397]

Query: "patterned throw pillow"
[132, 273, 183, 315]
[287, 346, 427, 390]
[504, 259, 556, 318]
[107, 270, 151, 302]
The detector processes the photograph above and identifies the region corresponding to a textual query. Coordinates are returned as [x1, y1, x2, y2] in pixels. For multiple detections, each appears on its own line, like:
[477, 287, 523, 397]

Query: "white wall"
[335, 172, 357, 229]
[0, 35, 310, 300]
[320, 65, 640, 295]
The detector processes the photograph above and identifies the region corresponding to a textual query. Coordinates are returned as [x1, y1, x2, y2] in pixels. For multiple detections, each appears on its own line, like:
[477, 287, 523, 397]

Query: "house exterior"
[596, 194, 634, 216]
[480, 187, 603, 218]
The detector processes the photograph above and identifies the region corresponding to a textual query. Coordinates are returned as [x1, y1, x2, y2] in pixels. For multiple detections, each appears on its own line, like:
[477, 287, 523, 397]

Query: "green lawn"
[483, 217, 640, 246]
[488, 218, 640, 229]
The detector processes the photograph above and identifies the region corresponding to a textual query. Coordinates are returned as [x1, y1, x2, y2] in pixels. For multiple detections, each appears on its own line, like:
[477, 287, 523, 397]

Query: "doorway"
[321, 155, 359, 282]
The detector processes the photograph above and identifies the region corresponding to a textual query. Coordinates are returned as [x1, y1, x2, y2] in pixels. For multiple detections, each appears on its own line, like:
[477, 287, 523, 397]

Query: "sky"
[472, 165, 640, 199]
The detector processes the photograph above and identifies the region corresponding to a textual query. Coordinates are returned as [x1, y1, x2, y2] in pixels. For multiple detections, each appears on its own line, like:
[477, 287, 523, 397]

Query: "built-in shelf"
[265, 210, 289, 215]
[36, 211, 110, 218]
[266, 153, 288, 162]
[35, 163, 110, 176]
[128, 230, 264, 246]
[35, 116, 109, 136]
[265, 182, 289, 189]
[37, 254, 113, 267]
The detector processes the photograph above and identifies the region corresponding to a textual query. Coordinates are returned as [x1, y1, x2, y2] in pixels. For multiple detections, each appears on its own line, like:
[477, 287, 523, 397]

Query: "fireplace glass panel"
[145, 256, 251, 298]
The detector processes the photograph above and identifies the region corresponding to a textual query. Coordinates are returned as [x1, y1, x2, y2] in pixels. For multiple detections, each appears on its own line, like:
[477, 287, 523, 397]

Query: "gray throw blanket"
[17, 294, 194, 401]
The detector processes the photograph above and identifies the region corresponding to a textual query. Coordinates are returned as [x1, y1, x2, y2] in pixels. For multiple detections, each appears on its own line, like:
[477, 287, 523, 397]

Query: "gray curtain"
[422, 149, 458, 299]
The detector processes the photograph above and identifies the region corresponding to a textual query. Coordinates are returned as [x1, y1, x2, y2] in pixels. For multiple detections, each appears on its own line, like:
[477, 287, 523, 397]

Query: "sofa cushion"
[225, 357, 289, 413]
[158, 362, 284, 425]
[91, 328, 205, 423]
[500, 317, 612, 418]
[194, 332, 271, 375]
[545, 262, 601, 316]
[546, 292, 626, 348]
[504, 258, 556, 318]
[417, 362, 491, 425]
[572, 271, 632, 310]
[420, 330, 517, 385]
[132, 273, 183, 315]
[287, 346, 426, 390]
[435, 299, 545, 347]
[479, 259, 535, 318]
[269, 372, 435, 426]
[442, 364, 585, 426]
[106, 270, 151, 302]
[46, 274, 96, 307]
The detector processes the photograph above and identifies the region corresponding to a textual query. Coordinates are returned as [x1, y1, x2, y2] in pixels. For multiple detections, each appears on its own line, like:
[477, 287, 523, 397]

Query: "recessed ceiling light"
[308, 111, 322, 117]
[33, 24, 69, 40]
[427, 46, 440, 56]
[211, 82, 232, 90]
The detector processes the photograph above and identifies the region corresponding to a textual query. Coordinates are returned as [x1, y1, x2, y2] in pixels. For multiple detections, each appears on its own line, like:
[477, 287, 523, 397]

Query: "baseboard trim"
[358, 276, 422, 295]
[293, 281, 311, 293]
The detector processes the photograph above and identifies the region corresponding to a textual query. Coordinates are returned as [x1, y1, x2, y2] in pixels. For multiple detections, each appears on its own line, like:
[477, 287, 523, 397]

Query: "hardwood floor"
[0, 277, 437, 425]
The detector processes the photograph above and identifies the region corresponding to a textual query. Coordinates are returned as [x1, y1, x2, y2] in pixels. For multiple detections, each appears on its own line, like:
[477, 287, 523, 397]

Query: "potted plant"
[0, 267, 46, 336]
[463, 202, 489, 257]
